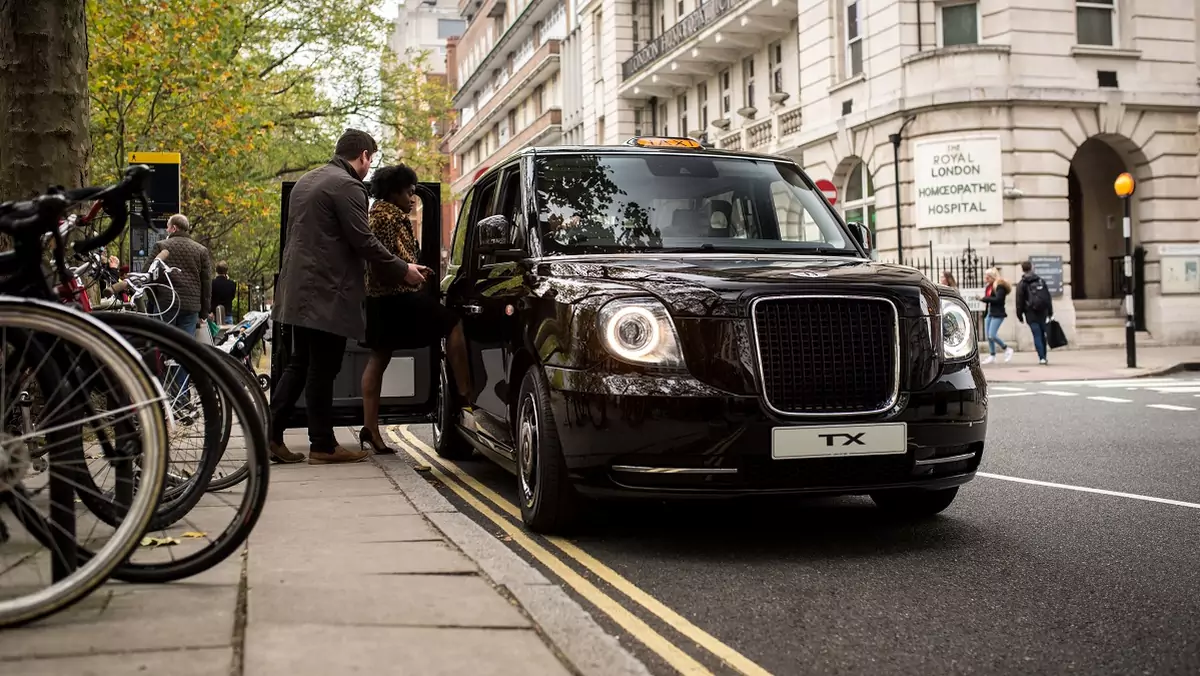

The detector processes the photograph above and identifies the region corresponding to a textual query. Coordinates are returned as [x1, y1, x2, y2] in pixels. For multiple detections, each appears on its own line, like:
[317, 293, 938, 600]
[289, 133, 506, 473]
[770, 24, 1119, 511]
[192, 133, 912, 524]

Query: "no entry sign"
[815, 179, 838, 205]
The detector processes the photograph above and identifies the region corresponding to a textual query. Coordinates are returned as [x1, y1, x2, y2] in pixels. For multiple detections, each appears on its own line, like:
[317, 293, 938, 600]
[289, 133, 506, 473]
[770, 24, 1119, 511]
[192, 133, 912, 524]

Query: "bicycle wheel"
[204, 348, 268, 492]
[0, 297, 169, 628]
[103, 336, 269, 583]
[85, 312, 224, 530]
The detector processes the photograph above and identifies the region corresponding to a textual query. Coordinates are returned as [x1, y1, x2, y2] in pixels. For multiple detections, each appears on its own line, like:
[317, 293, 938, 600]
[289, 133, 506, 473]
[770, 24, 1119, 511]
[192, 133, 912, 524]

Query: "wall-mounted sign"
[913, 135, 1004, 229]
[1161, 245, 1200, 295]
[1028, 254, 1064, 296]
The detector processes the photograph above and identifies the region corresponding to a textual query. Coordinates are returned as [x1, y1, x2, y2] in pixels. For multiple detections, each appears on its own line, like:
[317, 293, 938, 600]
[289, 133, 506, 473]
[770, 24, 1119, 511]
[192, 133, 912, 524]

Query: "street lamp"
[1114, 171, 1136, 368]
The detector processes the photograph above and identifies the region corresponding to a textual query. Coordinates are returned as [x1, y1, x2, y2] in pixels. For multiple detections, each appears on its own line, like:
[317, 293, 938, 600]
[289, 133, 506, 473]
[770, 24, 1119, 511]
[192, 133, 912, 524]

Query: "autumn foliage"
[87, 0, 454, 283]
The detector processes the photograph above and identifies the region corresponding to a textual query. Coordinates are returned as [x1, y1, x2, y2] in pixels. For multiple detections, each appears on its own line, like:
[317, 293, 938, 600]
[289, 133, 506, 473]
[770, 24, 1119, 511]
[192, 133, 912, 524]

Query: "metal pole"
[1122, 195, 1136, 368]
[889, 132, 904, 261]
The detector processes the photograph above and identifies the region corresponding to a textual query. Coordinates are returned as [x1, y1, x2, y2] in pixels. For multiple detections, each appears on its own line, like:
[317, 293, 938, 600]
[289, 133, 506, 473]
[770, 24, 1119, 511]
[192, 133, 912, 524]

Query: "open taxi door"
[270, 181, 444, 429]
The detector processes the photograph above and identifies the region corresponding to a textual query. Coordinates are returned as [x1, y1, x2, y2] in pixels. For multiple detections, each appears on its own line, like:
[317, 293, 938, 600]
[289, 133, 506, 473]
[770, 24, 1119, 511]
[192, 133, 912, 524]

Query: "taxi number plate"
[771, 423, 908, 460]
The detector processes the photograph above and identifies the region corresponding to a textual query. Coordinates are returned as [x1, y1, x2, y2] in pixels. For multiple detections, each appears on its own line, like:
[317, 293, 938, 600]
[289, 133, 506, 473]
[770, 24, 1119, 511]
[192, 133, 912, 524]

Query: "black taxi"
[433, 137, 987, 533]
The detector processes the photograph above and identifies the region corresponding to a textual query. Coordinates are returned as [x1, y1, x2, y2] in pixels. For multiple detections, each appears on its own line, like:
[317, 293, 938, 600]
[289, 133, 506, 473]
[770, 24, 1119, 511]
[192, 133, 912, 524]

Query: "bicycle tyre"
[204, 348, 268, 492]
[87, 312, 224, 530]
[0, 298, 169, 628]
[104, 340, 270, 583]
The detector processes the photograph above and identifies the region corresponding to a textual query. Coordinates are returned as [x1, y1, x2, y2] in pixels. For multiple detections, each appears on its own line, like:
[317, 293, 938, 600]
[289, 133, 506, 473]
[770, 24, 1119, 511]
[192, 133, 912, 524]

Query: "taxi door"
[271, 181, 443, 429]
[449, 163, 528, 457]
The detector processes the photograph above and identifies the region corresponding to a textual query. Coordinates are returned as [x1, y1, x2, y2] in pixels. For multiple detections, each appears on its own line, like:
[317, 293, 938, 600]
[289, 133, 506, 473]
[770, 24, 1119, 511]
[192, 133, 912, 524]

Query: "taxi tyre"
[516, 367, 580, 533]
[433, 360, 473, 460]
[869, 486, 959, 518]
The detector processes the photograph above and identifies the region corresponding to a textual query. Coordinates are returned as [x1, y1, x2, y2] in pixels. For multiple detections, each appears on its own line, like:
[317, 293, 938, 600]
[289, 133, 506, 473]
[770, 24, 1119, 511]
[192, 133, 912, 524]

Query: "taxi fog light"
[597, 298, 686, 368]
[940, 297, 976, 361]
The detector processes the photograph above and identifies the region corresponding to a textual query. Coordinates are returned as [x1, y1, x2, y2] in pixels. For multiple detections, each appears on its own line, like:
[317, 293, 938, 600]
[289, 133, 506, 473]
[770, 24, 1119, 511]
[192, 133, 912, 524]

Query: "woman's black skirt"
[362, 291, 459, 351]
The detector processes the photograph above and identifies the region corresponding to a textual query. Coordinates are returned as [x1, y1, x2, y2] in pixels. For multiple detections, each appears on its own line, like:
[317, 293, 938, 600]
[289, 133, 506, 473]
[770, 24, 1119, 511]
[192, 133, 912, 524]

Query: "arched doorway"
[1068, 139, 1131, 300]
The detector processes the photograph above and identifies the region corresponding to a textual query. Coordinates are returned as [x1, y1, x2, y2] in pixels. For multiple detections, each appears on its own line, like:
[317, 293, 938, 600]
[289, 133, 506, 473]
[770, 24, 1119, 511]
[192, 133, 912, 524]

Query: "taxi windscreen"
[534, 153, 855, 255]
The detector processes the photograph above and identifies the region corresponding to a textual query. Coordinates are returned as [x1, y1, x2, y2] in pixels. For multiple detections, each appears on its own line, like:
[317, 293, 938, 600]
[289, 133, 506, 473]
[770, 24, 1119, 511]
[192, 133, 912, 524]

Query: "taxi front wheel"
[870, 487, 959, 518]
[515, 367, 580, 534]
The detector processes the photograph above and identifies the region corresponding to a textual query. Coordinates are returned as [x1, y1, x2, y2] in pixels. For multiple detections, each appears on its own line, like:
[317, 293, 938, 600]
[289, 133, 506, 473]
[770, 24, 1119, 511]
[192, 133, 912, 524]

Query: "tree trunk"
[0, 0, 90, 201]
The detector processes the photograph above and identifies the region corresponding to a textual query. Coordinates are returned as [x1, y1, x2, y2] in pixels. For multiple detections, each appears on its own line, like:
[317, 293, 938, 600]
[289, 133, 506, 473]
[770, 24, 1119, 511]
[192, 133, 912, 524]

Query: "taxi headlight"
[940, 297, 976, 361]
[597, 298, 685, 368]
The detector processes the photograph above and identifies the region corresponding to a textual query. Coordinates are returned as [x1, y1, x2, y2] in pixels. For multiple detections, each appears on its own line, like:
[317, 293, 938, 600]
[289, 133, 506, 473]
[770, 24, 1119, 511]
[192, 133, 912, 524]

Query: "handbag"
[1047, 318, 1069, 350]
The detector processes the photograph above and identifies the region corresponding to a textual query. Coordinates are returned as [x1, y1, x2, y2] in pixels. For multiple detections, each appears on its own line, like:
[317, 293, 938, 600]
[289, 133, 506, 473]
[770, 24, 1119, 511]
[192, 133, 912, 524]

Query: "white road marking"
[1147, 404, 1196, 412]
[989, 386, 1027, 392]
[1038, 390, 1079, 397]
[1149, 386, 1200, 394]
[1041, 378, 1182, 387]
[1088, 396, 1131, 403]
[989, 392, 1037, 398]
[978, 473, 1200, 510]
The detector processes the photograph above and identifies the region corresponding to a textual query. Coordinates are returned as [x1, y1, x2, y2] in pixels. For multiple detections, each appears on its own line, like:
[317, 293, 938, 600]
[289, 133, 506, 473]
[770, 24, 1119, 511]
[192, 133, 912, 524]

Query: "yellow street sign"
[128, 151, 181, 165]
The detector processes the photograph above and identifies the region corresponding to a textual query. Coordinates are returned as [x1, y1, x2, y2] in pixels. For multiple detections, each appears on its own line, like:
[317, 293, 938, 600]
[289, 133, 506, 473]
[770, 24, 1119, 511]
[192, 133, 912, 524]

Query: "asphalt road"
[398, 374, 1200, 676]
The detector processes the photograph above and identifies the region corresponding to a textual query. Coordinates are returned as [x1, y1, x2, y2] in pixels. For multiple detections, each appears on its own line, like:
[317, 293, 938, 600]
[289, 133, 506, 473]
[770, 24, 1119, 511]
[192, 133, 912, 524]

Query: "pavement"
[978, 344, 1200, 382]
[0, 430, 650, 676]
[384, 376, 1200, 676]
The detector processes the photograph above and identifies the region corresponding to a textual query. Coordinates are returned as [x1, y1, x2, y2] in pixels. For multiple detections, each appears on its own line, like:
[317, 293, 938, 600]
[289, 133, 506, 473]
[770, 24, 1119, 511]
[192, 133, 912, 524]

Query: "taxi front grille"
[751, 296, 899, 416]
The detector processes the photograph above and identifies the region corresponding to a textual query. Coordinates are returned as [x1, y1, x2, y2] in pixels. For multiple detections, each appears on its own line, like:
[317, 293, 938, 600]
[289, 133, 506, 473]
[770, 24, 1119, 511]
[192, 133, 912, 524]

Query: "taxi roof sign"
[625, 136, 703, 149]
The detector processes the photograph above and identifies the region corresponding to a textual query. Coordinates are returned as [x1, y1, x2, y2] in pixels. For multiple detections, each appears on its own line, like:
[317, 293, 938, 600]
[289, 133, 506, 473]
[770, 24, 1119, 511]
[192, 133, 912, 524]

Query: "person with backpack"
[1015, 259, 1055, 365]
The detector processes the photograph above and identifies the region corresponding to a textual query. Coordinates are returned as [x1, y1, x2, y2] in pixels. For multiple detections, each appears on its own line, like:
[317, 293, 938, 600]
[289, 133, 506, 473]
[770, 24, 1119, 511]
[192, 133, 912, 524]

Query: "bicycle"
[0, 165, 171, 627]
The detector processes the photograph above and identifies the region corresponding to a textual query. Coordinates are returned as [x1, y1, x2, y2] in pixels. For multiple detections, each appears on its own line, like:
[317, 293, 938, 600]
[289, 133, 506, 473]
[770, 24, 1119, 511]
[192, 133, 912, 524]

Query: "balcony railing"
[449, 40, 560, 151]
[621, 0, 748, 80]
[455, 109, 563, 192]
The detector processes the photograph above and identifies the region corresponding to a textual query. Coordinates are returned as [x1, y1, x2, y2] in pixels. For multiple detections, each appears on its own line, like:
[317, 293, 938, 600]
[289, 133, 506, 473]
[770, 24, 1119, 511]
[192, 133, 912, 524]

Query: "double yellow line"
[387, 426, 773, 676]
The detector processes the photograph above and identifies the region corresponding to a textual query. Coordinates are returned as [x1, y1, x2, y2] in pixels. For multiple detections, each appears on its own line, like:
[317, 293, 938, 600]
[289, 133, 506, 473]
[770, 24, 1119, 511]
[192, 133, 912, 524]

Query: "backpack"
[1025, 277, 1051, 315]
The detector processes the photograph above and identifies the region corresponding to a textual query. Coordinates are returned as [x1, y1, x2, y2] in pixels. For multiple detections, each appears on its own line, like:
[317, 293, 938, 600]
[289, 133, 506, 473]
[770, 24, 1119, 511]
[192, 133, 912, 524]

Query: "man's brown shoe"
[269, 442, 306, 464]
[308, 446, 369, 465]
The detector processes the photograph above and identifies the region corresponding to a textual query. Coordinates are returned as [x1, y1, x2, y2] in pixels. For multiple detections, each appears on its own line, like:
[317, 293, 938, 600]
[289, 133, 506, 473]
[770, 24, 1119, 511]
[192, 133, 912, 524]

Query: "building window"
[677, 93, 688, 134]
[698, 82, 709, 130]
[437, 19, 466, 39]
[719, 69, 731, 116]
[677, 0, 684, 17]
[845, 0, 863, 77]
[940, 2, 979, 46]
[842, 160, 876, 256]
[593, 10, 603, 69]
[659, 102, 668, 135]
[597, 116, 606, 144]
[768, 41, 784, 94]
[1076, 0, 1115, 46]
[742, 56, 755, 108]
[634, 108, 645, 135]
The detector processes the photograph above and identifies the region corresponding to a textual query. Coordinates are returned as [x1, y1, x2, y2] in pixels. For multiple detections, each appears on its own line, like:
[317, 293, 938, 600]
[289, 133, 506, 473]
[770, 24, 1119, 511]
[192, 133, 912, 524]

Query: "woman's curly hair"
[368, 164, 418, 200]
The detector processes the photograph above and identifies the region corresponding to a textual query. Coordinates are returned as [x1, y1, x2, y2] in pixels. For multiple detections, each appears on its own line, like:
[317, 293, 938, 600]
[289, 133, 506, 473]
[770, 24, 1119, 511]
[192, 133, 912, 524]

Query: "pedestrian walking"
[270, 129, 431, 466]
[940, 270, 958, 288]
[979, 267, 1013, 364]
[211, 261, 236, 324]
[151, 214, 213, 339]
[1015, 259, 1055, 365]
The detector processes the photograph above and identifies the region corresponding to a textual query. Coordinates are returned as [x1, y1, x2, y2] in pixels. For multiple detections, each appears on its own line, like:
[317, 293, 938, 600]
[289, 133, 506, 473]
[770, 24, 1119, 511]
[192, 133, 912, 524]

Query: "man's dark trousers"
[269, 323, 347, 452]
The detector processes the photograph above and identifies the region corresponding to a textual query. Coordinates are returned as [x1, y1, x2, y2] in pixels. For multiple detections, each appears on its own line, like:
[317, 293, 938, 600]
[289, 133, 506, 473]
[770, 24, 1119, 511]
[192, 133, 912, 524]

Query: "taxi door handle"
[463, 304, 483, 315]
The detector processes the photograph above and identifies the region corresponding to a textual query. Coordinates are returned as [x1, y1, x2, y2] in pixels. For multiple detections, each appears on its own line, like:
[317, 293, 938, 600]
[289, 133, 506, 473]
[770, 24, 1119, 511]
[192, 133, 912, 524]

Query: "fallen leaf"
[414, 464, 432, 473]
[140, 536, 180, 548]
[180, 531, 207, 538]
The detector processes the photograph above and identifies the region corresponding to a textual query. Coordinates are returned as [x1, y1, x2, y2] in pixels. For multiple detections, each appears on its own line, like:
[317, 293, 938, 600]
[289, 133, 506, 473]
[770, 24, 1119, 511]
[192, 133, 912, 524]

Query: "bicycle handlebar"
[0, 164, 152, 254]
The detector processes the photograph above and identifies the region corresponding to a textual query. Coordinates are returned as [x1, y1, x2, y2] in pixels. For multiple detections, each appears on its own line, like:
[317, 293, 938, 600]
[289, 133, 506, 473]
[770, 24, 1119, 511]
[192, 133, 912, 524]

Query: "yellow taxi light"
[626, 136, 704, 149]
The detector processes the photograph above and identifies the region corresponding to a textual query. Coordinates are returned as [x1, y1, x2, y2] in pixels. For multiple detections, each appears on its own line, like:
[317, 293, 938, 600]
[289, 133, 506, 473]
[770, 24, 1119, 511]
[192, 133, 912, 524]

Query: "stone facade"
[449, 0, 1200, 346]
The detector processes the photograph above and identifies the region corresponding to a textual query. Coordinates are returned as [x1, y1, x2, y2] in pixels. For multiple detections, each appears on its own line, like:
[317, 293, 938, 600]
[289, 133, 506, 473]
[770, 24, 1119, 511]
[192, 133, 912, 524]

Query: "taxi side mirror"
[474, 214, 525, 262]
[847, 221, 871, 251]
[476, 215, 511, 253]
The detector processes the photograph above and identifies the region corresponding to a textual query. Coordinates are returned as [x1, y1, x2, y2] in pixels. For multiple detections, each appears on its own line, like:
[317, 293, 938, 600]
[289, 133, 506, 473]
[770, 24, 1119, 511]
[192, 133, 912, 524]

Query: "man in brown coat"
[151, 214, 212, 338]
[271, 129, 430, 465]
